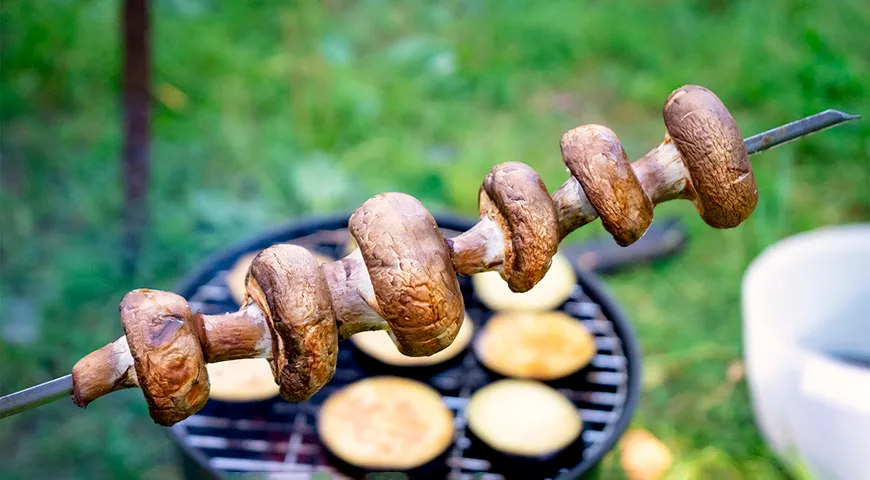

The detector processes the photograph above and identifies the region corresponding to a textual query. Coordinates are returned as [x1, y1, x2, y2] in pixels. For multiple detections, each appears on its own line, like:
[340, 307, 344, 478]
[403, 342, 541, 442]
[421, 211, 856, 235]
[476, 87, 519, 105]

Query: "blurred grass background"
[1, 0, 867, 478]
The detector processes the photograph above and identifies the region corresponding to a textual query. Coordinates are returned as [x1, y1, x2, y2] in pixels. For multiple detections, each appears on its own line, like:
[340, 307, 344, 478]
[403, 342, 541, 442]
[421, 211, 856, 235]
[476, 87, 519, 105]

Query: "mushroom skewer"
[0, 86, 859, 425]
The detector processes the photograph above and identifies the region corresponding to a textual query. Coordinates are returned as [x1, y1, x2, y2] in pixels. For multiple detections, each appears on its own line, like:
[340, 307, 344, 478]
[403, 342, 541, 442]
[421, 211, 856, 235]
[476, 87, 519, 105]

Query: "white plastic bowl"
[742, 224, 870, 480]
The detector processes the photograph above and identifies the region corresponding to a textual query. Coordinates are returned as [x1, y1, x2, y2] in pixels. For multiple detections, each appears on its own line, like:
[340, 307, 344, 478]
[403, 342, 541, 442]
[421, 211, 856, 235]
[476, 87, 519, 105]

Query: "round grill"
[167, 212, 641, 480]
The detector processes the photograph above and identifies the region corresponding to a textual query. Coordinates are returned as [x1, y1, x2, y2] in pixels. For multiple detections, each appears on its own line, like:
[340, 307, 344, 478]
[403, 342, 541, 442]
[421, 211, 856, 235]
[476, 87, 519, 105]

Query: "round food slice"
[467, 379, 582, 457]
[352, 312, 474, 367]
[317, 376, 454, 470]
[226, 247, 334, 306]
[472, 251, 576, 312]
[475, 311, 596, 380]
[206, 358, 279, 402]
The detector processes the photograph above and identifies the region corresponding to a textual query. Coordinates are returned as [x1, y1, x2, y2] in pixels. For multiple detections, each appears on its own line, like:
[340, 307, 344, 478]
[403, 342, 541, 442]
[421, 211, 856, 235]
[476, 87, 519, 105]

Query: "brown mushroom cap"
[120, 289, 209, 426]
[479, 162, 560, 292]
[561, 125, 654, 246]
[226, 248, 333, 307]
[663, 85, 757, 228]
[246, 244, 338, 402]
[349, 192, 464, 357]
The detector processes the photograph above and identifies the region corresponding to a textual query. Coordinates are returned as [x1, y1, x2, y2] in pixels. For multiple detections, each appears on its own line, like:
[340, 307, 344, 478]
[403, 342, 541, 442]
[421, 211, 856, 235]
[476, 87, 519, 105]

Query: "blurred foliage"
[1, 0, 868, 478]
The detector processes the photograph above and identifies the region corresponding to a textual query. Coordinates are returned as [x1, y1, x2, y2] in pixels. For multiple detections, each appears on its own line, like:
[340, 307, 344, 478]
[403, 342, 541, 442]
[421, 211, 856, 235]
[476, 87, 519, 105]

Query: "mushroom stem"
[631, 135, 692, 205]
[71, 336, 139, 408]
[446, 215, 506, 275]
[196, 303, 272, 363]
[551, 176, 598, 240]
[322, 249, 388, 340]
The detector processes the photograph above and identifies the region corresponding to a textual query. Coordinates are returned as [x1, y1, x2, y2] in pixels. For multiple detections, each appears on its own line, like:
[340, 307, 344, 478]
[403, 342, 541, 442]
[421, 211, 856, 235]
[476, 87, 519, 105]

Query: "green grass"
[1, 0, 868, 478]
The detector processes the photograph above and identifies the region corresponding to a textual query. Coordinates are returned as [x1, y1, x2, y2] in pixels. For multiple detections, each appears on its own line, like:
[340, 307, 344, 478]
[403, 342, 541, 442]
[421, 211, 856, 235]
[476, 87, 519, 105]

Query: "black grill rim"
[164, 211, 642, 480]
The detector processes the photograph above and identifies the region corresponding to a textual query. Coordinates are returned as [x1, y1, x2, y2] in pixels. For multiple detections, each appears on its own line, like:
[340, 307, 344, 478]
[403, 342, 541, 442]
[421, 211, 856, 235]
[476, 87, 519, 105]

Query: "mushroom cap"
[349, 192, 464, 357]
[317, 376, 455, 470]
[561, 125, 653, 246]
[120, 289, 209, 426]
[466, 379, 582, 457]
[246, 244, 338, 402]
[663, 85, 757, 228]
[227, 247, 333, 307]
[474, 310, 596, 380]
[472, 251, 576, 312]
[351, 311, 475, 367]
[479, 162, 560, 292]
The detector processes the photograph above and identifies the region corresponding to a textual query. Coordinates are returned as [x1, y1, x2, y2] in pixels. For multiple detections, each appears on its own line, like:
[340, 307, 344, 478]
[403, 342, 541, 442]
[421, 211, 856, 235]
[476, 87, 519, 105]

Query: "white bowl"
[742, 224, 870, 480]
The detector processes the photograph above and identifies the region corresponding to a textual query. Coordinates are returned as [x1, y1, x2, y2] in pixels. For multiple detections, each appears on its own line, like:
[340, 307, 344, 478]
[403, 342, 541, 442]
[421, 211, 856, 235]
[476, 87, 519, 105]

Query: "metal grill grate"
[169, 217, 639, 480]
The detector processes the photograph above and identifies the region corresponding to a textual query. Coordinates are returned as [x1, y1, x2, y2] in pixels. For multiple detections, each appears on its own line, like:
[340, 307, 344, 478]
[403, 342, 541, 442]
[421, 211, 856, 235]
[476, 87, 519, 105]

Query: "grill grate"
[169, 219, 638, 480]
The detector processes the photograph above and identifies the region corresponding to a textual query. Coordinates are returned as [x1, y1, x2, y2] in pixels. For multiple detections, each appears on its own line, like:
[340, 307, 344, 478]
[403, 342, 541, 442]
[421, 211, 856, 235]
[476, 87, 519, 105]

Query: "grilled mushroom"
[118, 289, 210, 426]
[472, 251, 576, 312]
[245, 244, 339, 402]
[561, 125, 654, 246]
[474, 310, 596, 380]
[227, 247, 334, 307]
[317, 376, 455, 470]
[448, 162, 560, 293]
[659, 85, 756, 227]
[349, 193, 464, 357]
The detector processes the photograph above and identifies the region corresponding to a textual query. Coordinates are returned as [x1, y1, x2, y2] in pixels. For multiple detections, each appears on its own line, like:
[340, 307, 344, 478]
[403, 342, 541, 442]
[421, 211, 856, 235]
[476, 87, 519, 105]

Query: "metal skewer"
[1, 375, 73, 419]
[744, 109, 860, 155]
[0, 108, 860, 421]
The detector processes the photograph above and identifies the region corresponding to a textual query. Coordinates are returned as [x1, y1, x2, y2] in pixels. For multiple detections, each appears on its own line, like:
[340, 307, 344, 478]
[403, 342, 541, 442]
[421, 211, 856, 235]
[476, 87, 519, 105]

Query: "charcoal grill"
[167, 212, 643, 480]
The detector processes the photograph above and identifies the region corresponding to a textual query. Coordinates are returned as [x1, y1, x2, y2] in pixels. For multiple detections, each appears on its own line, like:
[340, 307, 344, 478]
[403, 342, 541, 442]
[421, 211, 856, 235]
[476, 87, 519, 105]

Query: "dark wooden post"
[122, 0, 150, 275]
